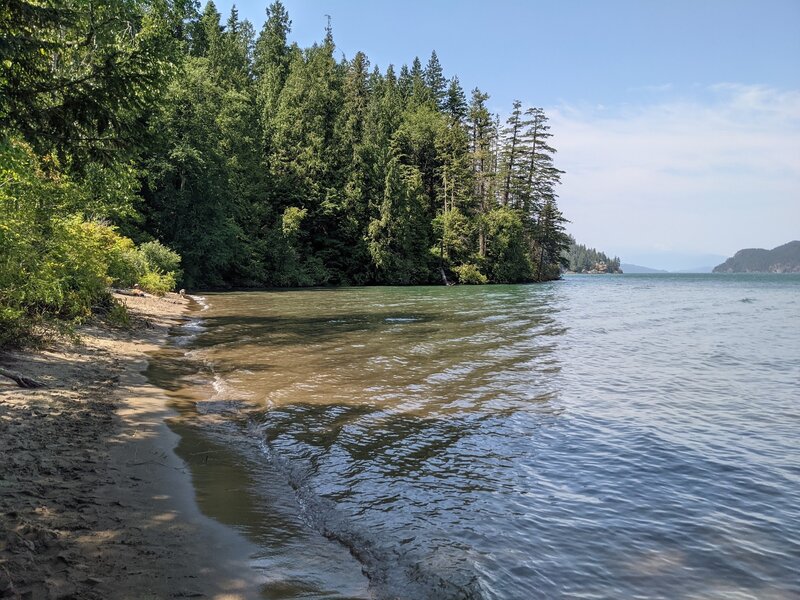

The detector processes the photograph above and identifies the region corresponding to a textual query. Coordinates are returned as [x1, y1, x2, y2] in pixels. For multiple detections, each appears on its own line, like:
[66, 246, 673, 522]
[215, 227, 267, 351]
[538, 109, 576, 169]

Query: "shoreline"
[0, 293, 261, 599]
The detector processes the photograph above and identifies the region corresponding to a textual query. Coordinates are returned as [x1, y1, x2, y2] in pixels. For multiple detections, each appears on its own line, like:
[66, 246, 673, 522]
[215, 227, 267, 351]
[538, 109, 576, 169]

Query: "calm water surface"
[150, 274, 800, 599]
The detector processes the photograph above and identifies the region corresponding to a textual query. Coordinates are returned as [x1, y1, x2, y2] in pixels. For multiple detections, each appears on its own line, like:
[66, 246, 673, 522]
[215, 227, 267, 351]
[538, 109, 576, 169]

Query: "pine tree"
[444, 76, 468, 123]
[334, 51, 373, 282]
[254, 0, 295, 167]
[535, 198, 570, 281]
[367, 158, 432, 283]
[409, 56, 431, 106]
[1, 0, 180, 166]
[192, 1, 223, 58]
[499, 100, 524, 207]
[397, 64, 412, 101]
[424, 50, 447, 109]
[468, 88, 493, 257]
[520, 107, 562, 222]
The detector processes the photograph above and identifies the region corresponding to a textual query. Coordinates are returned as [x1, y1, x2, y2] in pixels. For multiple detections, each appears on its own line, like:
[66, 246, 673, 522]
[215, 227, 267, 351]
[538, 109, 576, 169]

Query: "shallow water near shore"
[148, 274, 800, 599]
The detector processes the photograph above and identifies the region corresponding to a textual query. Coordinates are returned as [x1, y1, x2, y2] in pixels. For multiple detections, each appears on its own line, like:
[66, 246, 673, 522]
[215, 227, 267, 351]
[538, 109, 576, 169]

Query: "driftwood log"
[0, 366, 45, 389]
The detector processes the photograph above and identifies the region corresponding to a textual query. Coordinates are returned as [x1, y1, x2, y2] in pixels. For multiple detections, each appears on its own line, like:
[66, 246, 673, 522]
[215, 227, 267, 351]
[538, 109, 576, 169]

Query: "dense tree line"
[139, 0, 571, 287]
[564, 237, 622, 273]
[1, 0, 572, 344]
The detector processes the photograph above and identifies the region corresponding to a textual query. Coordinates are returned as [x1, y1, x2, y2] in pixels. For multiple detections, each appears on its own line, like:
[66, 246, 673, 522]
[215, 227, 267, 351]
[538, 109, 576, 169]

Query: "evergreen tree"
[334, 51, 373, 282]
[534, 198, 570, 281]
[468, 88, 493, 258]
[267, 26, 344, 283]
[499, 100, 524, 207]
[521, 107, 562, 221]
[424, 50, 447, 109]
[397, 64, 412, 101]
[141, 57, 242, 287]
[408, 56, 431, 106]
[444, 76, 468, 123]
[192, 1, 223, 58]
[1, 0, 179, 166]
[254, 0, 293, 116]
[367, 159, 432, 284]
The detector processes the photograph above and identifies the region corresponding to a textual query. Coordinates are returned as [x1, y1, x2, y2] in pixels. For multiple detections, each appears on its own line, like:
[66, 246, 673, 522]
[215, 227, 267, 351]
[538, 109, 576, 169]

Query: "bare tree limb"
[0, 366, 46, 389]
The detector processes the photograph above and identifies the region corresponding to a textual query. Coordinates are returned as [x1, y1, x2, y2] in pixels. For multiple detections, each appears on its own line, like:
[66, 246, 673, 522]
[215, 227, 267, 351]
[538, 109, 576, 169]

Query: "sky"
[215, 0, 799, 270]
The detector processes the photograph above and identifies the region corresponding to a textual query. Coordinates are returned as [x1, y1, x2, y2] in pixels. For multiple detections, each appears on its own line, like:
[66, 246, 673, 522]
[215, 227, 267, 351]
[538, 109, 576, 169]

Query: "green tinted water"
[150, 275, 800, 599]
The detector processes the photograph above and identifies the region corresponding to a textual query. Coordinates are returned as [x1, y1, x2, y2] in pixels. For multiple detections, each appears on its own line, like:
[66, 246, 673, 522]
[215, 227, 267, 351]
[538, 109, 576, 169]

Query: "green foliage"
[0, 141, 108, 340]
[96, 227, 146, 289]
[533, 199, 571, 280]
[0, 137, 181, 347]
[433, 208, 474, 266]
[368, 161, 433, 284]
[103, 298, 133, 329]
[138, 271, 176, 296]
[1, 0, 180, 164]
[453, 263, 488, 285]
[483, 208, 533, 283]
[139, 240, 182, 277]
[565, 236, 622, 273]
[281, 206, 308, 237]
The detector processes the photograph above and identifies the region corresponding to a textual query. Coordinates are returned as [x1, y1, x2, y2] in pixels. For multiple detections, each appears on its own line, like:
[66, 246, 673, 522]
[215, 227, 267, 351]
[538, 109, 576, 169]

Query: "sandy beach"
[0, 294, 260, 599]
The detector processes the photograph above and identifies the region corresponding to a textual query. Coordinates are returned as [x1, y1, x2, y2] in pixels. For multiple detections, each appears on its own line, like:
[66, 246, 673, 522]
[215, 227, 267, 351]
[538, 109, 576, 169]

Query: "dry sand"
[0, 293, 261, 599]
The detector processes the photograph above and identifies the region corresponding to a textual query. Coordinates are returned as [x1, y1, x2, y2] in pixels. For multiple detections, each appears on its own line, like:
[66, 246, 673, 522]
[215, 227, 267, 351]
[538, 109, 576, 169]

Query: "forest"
[564, 237, 622, 274]
[1, 0, 571, 346]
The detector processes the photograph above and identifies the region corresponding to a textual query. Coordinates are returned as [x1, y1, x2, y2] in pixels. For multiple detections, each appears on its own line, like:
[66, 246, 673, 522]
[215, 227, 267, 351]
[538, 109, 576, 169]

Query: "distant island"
[564, 237, 623, 274]
[713, 241, 800, 273]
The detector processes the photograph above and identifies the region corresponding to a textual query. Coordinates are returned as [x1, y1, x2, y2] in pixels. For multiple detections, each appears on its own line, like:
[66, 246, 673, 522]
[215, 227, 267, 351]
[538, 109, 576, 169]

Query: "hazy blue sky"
[215, 0, 799, 270]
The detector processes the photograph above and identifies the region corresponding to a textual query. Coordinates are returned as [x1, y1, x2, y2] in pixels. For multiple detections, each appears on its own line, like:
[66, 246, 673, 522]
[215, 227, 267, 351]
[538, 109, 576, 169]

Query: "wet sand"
[0, 293, 261, 599]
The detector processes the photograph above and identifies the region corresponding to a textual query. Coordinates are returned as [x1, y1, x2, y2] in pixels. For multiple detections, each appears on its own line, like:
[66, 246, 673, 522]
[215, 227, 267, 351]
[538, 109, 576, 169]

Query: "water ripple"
[178, 276, 800, 599]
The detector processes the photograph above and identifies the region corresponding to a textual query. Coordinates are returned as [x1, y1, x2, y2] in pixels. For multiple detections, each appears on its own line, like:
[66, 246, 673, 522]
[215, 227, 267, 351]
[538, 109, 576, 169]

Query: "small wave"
[189, 294, 211, 311]
[739, 297, 756, 303]
[173, 317, 206, 347]
[183, 317, 205, 331]
[385, 317, 421, 323]
[209, 373, 253, 403]
[253, 432, 486, 599]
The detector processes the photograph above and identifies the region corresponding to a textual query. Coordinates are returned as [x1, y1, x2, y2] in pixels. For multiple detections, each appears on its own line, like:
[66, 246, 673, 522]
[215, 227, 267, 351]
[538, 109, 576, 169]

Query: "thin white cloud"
[548, 85, 800, 258]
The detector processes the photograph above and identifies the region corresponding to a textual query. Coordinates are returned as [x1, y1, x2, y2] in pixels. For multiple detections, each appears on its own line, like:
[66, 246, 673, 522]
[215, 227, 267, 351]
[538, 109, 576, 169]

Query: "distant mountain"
[620, 263, 668, 274]
[713, 241, 800, 273]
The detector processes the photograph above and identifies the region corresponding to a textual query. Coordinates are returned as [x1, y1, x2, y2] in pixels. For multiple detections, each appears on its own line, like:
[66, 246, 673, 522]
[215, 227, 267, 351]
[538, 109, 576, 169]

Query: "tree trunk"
[0, 366, 45, 389]
[537, 245, 546, 282]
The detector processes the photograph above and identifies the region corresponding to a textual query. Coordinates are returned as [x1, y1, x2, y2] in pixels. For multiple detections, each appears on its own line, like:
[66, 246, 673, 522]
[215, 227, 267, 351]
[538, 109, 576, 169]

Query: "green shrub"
[0, 139, 142, 346]
[138, 271, 176, 296]
[106, 299, 132, 328]
[453, 263, 488, 285]
[139, 240, 181, 277]
[107, 237, 148, 288]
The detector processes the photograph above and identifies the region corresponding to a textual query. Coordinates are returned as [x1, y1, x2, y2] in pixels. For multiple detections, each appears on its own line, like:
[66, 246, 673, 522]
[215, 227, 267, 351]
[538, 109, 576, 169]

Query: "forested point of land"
[1, 0, 572, 346]
[564, 238, 622, 274]
[712, 241, 800, 274]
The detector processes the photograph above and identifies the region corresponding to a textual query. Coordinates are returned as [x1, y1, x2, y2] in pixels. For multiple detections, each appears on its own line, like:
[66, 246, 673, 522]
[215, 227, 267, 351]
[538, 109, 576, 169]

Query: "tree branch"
[0, 366, 46, 389]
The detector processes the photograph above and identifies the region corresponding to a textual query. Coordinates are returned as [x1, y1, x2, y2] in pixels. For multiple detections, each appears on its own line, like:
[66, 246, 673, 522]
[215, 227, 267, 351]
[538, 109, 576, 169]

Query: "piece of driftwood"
[0, 366, 46, 389]
[113, 288, 146, 297]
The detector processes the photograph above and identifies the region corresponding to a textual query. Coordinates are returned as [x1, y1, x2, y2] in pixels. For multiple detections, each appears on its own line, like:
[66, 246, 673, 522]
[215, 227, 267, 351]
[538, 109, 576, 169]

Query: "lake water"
[148, 274, 800, 599]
